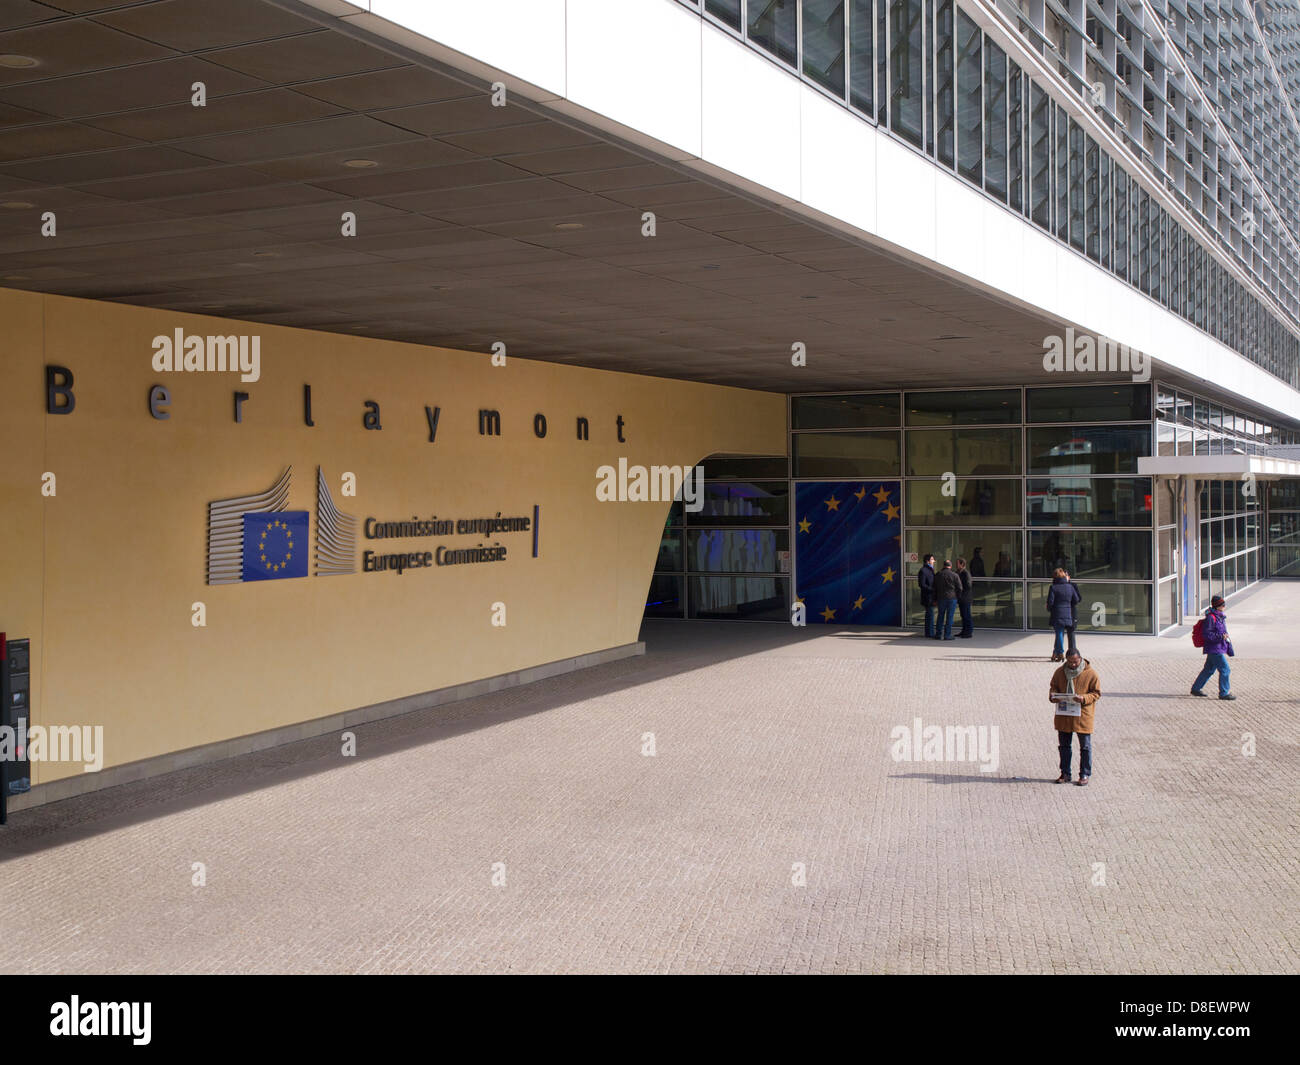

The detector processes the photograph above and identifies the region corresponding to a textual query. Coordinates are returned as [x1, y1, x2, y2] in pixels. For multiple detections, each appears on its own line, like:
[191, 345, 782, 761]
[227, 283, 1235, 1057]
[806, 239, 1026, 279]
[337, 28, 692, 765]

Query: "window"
[1027, 426, 1152, 474]
[1026, 477, 1153, 526]
[889, 0, 924, 146]
[849, 0, 875, 113]
[1029, 530, 1153, 580]
[1027, 383, 1151, 422]
[934, 0, 954, 167]
[1099, 152, 1111, 269]
[956, 10, 982, 183]
[704, 0, 742, 31]
[1084, 135, 1099, 261]
[905, 387, 1020, 424]
[804, 0, 847, 96]
[1055, 104, 1069, 240]
[793, 393, 899, 428]
[1068, 118, 1084, 250]
[747, 0, 797, 65]
[984, 39, 1008, 201]
[1030, 82, 1051, 229]
[905, 428, 1021, 475]
[906, 479, 1022, 526]
[1007, 60, 1023, 211]
[1028, 581, 1152, 633]
[792, 431, 901, 477]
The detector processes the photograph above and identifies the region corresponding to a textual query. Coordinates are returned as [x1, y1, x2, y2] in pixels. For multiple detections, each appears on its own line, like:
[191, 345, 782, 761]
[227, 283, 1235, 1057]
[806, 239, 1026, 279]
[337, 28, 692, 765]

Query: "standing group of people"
[917, 554, 973, 640]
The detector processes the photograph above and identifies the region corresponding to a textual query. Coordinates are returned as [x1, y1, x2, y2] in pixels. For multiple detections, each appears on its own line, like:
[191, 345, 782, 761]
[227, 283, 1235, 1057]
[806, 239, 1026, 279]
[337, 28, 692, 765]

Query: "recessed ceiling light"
[0, 55, 38, 69]
[3, 274, 28, 281]
[1, 200, 35, 210]
[554, 222, 584, 230]
[250, 249, 279, 258]
[342, 158, 379, 168]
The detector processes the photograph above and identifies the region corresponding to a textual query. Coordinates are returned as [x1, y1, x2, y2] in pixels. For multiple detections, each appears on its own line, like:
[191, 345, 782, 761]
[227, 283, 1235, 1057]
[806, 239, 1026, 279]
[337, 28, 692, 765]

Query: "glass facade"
[648, 385, 1300, 628]
[673, 0, 1300, 391]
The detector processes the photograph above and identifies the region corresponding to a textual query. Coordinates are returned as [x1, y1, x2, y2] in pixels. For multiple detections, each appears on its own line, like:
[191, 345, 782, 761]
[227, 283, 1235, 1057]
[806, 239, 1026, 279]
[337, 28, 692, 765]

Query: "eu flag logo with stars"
[794, 481, 901, 625]
[241, 512, 308, 582]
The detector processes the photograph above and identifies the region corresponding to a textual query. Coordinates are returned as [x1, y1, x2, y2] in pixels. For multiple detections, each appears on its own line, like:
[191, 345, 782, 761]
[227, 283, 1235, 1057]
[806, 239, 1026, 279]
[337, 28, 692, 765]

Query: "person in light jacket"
[1190, 595, 1236, 700]
[1045, 568, 1081, 663]
[1049, 650, 1101, 786]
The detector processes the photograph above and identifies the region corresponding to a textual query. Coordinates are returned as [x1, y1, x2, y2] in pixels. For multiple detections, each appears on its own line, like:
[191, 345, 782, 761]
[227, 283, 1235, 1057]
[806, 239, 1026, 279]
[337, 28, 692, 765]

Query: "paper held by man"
[1051, 692, 1083, 717]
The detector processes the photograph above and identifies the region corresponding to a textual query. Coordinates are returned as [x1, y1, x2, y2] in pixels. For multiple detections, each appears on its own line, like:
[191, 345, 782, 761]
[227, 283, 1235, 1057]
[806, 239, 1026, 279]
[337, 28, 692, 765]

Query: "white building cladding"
[306, 0, 1300, 424]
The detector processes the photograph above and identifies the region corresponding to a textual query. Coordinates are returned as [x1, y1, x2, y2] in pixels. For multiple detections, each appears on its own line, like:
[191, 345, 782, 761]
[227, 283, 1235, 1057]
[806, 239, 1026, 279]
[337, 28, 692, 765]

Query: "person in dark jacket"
[935, 560, 963, 640]
[1191, 595, 1236, 700]
[918, 554, 937, 638]
[969, 547, 986, 577]
[1045, 568, 1081, 662]
[954, 556, 974, 638]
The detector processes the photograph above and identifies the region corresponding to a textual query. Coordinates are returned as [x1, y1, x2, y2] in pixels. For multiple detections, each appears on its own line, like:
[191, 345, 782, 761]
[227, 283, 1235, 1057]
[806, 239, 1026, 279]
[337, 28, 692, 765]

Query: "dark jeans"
[1192, 653, 1232, 697]
[958, 599, 973, 635]
[923, 601, 936, 638]
[1052, 624, 1078, 656]
[1058, 732, 1092, 778]
[939, 599, 957, 639]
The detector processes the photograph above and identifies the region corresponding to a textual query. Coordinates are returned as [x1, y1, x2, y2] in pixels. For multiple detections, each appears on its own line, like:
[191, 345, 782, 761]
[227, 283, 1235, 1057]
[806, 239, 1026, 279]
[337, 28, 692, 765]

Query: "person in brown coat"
[1048, 650, 1101, 786]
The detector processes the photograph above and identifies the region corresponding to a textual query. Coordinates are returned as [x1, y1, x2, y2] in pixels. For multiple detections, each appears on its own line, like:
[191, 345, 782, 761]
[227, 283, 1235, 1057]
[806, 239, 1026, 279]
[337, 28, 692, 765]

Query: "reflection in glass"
[1026, 477, 1152, 526]
[1028, 530, 1152, 580]
[1028, 581, 1152, 633]
[904, 530, 1022, 577]
[908, 580, 1022, 628]
[1027, 425, 1151, 474]
[906, 478, 1022, 526]
[692, 482, 789, 525]
[793, 431, 901, 477]
[906, 428, 1020, 476]
[688, 576, 789, 620]
[687, 529, 788, 573]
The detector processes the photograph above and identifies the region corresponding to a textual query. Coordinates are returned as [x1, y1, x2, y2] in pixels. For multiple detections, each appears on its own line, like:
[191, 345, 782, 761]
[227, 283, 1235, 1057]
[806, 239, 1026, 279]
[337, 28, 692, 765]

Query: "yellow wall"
[0, 288, 785, 784]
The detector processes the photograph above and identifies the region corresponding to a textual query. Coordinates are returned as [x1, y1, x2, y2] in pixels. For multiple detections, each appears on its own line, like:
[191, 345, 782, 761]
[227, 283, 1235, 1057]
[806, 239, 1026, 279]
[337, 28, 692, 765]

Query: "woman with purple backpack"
[1191, 595, 1236, 700]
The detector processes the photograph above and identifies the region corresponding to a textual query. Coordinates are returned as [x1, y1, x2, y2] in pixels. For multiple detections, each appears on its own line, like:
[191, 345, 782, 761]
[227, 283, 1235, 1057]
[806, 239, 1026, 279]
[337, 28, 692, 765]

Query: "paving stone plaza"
[0, 583, 1294, 975]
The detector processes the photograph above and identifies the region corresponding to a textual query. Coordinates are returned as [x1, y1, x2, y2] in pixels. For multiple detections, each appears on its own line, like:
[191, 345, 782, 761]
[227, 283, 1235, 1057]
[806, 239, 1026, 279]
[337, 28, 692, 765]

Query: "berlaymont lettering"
[44, 360, 631, 444]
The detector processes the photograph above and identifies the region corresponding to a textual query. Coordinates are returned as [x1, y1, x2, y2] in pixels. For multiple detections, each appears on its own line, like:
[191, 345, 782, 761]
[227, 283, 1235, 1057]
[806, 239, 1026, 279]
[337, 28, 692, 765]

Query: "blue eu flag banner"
[242, 512, 309, 582]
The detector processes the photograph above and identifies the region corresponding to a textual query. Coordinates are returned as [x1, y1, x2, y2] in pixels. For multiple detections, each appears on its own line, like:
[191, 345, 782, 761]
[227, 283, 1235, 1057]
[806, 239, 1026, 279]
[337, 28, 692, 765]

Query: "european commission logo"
[206, 466, 356, 585]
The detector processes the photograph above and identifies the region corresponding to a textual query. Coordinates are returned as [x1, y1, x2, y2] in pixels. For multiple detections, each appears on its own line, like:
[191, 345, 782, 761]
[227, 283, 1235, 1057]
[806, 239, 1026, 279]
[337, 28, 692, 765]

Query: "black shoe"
[1190, 689, 1208, 697]
[1219, 693, 1237, 700]
[957, 632, 973, 638]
